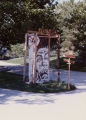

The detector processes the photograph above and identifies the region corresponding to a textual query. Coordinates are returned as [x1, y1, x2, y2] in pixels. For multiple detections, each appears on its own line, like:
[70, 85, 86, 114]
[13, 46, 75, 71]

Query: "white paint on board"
[36, 48, 49, 83]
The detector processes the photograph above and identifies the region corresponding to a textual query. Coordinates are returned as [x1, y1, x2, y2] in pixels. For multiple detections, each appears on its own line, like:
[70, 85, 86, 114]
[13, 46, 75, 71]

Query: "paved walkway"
[0, 61, 86, 120]
[0, 60, 21, 66]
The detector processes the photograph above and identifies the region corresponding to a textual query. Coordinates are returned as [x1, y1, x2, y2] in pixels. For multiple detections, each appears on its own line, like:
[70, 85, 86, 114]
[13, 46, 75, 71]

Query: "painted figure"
[36, 48, 49, 82]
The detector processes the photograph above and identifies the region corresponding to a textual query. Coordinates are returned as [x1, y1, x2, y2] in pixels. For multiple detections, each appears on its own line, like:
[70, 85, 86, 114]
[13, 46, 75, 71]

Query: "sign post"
[64, 52, 75, 89]
[68, 58, 71, 90]
[57, 35, 60, 82]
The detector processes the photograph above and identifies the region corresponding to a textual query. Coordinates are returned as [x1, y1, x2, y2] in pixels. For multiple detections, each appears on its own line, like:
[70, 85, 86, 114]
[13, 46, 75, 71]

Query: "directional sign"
[65, 54, 75, 58]
[64, 59, 69, 62]
[64, 59, 75, 64]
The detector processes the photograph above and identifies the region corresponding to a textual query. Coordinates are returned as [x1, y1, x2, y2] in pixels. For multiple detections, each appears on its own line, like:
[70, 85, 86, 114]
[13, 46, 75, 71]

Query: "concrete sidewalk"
[0, 87, 86, 120]
[0, 60, 21, 66]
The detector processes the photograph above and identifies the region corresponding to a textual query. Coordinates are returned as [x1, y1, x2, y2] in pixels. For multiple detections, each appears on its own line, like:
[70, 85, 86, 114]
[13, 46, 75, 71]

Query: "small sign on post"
[64, 51, 75, 90]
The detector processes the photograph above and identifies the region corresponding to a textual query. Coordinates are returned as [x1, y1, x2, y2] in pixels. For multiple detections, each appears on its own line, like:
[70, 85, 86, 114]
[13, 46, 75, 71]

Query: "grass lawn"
[4, 56, 56, 65]
[0, 72, 76, 93]
[0, 72, 25, 91]
[3, 57, 28, 65]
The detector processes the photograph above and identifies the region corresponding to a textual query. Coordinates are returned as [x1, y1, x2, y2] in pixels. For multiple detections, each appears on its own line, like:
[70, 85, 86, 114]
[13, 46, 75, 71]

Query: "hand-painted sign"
[36, 36, 49, 83]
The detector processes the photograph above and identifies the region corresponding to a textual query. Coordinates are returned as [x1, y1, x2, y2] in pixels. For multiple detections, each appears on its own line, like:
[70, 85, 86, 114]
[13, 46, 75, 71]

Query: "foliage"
[10, 43, 24, 57]
[0, 0, 86, 65]
[6, 57, 29, 65]
[0, 0, 58, 47]
[55, 0, 86, 65]
[28, 81, 76, 93]
[55, 1, 77, 51]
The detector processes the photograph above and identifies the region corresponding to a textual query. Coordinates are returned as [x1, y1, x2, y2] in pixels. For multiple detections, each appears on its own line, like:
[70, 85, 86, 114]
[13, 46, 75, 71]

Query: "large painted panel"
[36, 37, 49, 83]
[28, 34, 49, 83]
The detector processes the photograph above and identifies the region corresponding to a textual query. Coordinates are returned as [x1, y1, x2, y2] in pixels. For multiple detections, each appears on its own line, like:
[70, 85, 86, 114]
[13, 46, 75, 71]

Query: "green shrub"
[27, 81, 76, 93]
[10, 43, 24, 58]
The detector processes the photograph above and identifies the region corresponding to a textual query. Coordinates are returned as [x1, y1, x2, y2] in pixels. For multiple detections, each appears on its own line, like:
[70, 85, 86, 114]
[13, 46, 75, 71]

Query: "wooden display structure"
[23, 29, 60, 84]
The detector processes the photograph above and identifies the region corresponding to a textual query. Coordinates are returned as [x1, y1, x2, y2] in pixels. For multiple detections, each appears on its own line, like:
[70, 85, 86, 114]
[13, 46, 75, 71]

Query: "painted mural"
[28, 34, 49, 83]
[36, 37, 49, 83]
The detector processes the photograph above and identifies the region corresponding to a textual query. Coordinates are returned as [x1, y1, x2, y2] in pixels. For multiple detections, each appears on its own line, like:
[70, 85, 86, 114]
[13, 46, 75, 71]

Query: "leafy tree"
[0, 0, 57, 47]
[55, 0, 86, 64]
[71, 1, 86, 65]
[55, 0, 77, 54]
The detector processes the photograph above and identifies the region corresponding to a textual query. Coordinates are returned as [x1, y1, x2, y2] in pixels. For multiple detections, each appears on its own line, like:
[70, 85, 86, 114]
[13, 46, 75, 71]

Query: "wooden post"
[68, 58, 71, 89]
[32, 34, 37, 84]
[48, 34, 50, 77]
[64, 52, 75, 89]
[57, 35, 60, 82]
[23, 33, 27, 81]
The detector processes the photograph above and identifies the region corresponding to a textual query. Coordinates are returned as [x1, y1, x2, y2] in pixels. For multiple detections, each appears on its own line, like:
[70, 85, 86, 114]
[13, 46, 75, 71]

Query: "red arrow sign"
[64, 54, 75, 58]
[64, 59, 75, 64]
[64, 59, 69, 62]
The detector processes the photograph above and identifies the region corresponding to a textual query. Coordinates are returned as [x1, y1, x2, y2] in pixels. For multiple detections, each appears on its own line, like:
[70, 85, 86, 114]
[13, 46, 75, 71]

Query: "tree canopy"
[55, 0, 86, 64]
[0, 0, 86, 64]
[0, 0, 57, 47]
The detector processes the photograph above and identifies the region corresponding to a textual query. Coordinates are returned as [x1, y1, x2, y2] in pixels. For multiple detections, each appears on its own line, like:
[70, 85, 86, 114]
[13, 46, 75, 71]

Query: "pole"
[48, 34, 50, 80]
[23, 33, 27, 81]
[32, 34, 37, 84]
[68, 58, 71, 89]
[57, 35, 60, 82]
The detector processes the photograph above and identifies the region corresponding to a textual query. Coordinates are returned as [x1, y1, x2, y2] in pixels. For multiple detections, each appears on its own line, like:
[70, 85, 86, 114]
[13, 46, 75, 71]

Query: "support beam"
[23, 33, 27, 81]
[68, 58, 71, 89]
[32, 34, 37, 84]
[57, 35, 60, 82]
[48, 35, 50, 78]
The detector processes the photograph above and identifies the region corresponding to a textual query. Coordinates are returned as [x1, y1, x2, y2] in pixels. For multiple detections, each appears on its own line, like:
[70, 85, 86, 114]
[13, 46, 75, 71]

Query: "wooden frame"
[23, 33, 28, 81]
[32, 34, 37, 84]
[23, 29, 60, 83]
[57, 35, 60, 82]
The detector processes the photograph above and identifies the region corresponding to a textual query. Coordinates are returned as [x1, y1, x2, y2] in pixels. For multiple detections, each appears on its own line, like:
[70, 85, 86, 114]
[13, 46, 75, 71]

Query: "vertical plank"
[57, 35, 60, 82]
[48, 34, 50, 80]
[32, 34, 37, 84]
[23, 33, 27, 81]
[68, 58, 71, 89]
